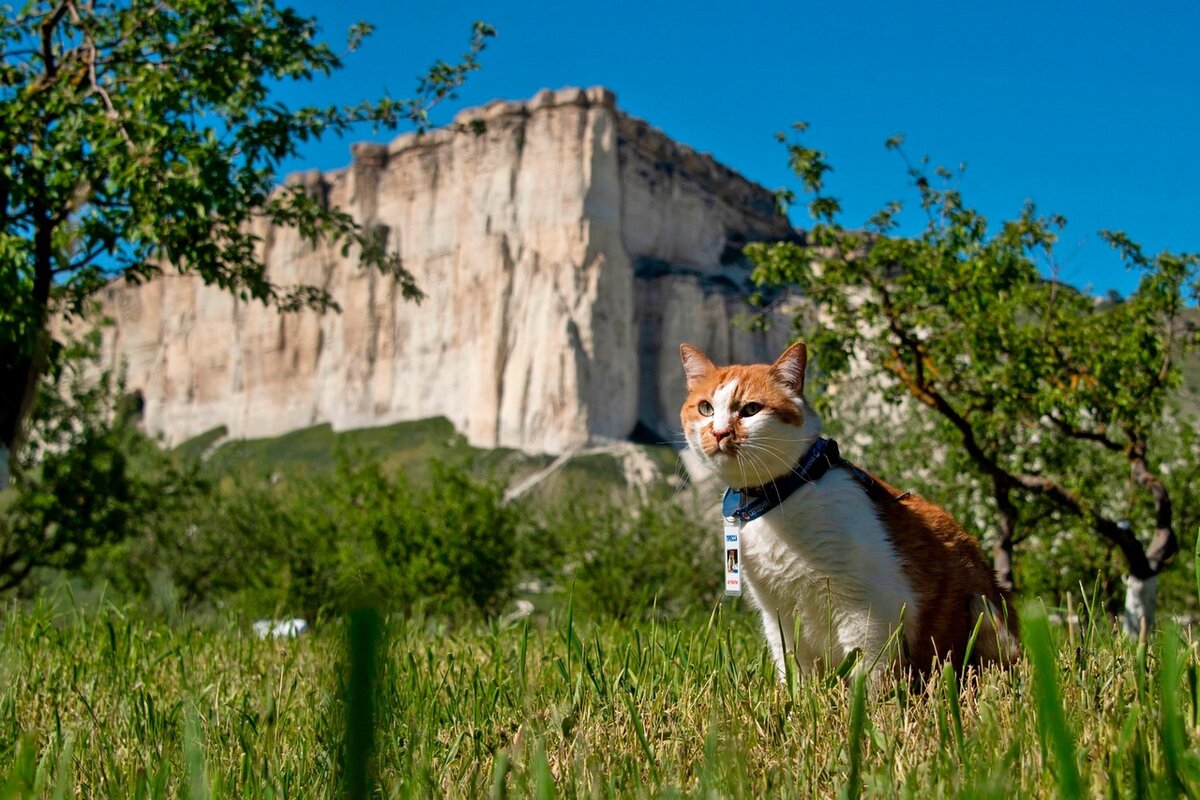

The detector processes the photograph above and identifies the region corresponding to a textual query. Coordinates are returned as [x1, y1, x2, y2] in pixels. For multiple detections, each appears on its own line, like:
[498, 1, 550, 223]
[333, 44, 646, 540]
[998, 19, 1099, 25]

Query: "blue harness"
[721, 437, 842, 522]
[721, 437, 904, 523]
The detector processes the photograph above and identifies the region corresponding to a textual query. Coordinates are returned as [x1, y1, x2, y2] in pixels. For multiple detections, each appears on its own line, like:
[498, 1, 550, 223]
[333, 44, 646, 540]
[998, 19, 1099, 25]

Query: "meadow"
[4, 419, 1199, 798]
[2, 590, 1199, 798]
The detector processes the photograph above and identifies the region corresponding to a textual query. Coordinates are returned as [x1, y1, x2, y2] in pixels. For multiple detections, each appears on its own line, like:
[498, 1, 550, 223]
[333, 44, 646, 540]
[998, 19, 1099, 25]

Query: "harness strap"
[721, 437, 905, 522]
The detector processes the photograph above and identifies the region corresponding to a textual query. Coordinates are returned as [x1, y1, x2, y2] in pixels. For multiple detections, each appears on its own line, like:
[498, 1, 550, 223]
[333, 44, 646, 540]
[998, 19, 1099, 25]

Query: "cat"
[679, 341, 1017, 679]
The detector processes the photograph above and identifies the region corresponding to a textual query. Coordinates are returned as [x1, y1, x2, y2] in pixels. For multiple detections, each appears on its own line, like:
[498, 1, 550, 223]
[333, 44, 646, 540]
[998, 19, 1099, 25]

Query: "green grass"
[2, 597, 1199, 798]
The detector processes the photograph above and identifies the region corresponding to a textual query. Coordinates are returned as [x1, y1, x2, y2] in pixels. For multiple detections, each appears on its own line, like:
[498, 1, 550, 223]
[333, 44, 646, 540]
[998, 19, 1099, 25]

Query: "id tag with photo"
[723, 518, 742, 597]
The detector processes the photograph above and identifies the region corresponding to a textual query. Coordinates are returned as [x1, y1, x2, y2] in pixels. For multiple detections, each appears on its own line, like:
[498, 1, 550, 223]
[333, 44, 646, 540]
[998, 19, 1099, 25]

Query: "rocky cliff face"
[93, 87, 801, 453]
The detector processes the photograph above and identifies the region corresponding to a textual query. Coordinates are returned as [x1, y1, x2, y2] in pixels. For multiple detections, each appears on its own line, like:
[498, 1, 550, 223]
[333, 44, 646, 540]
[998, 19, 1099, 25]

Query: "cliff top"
[284, 87, 785, 223]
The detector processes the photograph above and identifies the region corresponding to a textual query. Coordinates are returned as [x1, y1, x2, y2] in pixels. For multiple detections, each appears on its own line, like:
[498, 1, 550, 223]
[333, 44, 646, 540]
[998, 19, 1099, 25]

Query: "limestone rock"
[91, 88, 802, 453]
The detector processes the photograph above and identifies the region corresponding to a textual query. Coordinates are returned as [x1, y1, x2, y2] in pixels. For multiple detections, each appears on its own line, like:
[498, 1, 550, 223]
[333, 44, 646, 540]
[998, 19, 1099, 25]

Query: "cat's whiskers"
[751, 433, 813, 457]
[735, 456, 750, 492]
[741, 439, 794, 464]
[743, 437, 828, 484]
[740, 440, 804, 484]
[736, 445, 776, 491]
[669, 455, 689, 501]
[734, 450, 782, 489]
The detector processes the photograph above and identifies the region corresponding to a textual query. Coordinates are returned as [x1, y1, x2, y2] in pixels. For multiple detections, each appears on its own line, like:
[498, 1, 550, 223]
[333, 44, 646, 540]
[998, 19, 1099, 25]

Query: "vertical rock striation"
[93, 88, 802, 453]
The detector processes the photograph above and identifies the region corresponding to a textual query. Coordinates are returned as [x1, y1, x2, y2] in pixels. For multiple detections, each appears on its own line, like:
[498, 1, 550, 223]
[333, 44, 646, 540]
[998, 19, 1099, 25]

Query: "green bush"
[527, 495, 720, 619]
[1, 336, 200, 595]
[97, 457, 520, 621]
[8, 369, 726, 626]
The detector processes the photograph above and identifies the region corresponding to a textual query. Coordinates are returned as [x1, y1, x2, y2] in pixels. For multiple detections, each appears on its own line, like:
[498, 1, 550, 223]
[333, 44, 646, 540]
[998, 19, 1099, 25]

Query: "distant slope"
[174, 417, 686, 505]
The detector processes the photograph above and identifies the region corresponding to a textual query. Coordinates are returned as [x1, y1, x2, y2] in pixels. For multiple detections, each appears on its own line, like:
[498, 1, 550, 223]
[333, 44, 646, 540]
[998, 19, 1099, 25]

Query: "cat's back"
[864, 472, 1003, 596]
[860, 470, 1019, 667]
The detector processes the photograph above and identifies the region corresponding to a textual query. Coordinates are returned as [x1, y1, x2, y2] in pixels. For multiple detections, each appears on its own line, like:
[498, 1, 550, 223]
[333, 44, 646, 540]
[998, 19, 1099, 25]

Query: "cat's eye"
[741, 402, 764, 417]
[698, 400, 714, 416]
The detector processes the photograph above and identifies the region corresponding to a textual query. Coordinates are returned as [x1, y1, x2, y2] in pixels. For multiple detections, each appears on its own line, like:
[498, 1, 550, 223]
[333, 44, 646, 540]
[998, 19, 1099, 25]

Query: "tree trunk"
[1108, 517, 1164, 640]
[3, 216, 55, 474]
[1121, 574, 1158, 641]
[1118, 451, 1175, 639]
[1130, 446, 1179, 573]
[1, 350, 38, 460]
[1, 330, 50, 481]
[992, 482, 1017, 593]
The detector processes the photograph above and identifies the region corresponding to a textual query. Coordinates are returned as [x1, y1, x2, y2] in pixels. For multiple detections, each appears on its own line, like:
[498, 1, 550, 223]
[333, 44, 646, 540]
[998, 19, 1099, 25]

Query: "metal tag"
[723, 518, 742, 597]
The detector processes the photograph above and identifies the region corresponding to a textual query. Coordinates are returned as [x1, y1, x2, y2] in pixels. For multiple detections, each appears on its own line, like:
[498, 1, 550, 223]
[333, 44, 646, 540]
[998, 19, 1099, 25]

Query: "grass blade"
[531, 741, 555, 800]
[1158, 622, 1199, 795]
[623, 690, 658, 776]
[1195, 528, 1200, 609]
[491, 752, 510, 800]
[841, 671, 867, 800]
[1023, 602, 1081, 798]
[344, 607, 382, 800]
[183, 714, 209, 800]
[943, 662, 965, 760]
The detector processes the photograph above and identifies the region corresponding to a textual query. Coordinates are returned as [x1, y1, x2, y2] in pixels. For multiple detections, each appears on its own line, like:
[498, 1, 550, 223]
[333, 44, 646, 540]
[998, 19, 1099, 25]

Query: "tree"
[748, 126, 1199, 631]
[0, 332, 201, 591]
[0, 1, 493, 476]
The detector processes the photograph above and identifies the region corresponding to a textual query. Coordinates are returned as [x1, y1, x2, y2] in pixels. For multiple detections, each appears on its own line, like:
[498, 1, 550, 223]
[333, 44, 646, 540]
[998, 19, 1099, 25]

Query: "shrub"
[527, 495, 721, 619]
[1, 336, 200, 594]
[101, 457, 520, 621]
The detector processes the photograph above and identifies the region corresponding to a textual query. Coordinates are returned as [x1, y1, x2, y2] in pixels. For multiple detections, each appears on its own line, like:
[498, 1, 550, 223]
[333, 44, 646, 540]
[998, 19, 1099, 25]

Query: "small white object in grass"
[253, 618, 309, 639]
[501, 600, 536, 626]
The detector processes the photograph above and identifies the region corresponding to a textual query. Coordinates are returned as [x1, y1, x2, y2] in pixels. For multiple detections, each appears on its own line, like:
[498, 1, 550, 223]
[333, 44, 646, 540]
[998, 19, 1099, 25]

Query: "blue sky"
[277, 1, 1200, 297]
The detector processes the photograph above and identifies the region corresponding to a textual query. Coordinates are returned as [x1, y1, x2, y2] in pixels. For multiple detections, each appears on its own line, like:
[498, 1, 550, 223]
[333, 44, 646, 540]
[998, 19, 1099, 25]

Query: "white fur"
[709, 379, 739, 434]
[686, 391, 919, 678]
[741, 469, 919, 677]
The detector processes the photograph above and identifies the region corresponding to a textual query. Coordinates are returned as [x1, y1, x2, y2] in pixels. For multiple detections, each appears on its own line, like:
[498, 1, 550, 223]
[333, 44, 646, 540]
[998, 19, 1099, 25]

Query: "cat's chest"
[739, 508, 845, 586]
[735, 473, 906, 600]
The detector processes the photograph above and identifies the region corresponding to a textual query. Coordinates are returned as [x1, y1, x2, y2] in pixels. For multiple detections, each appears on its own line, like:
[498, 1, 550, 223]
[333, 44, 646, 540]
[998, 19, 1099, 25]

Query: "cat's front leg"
[756, 605, 799, 681]
[837, 613, 903, 678]
[742, 579, 794, 680]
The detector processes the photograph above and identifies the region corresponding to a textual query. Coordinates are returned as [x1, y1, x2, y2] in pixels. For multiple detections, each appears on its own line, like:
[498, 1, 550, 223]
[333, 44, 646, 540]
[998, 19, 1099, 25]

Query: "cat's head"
[678, 342, 821, 489]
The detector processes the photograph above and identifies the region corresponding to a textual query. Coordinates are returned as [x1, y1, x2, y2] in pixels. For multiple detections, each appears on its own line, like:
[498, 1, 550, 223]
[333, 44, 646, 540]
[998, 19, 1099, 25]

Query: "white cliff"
[93, 87, 801, 453]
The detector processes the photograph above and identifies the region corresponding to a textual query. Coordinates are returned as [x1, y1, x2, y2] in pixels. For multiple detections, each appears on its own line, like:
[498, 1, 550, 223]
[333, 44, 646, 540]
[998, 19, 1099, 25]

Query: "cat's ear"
[679, 344, 716, 390]
[772, 341, 808, 394]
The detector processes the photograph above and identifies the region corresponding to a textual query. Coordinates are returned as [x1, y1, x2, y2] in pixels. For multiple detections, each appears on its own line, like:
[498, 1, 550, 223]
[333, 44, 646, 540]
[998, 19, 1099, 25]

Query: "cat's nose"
[712, 427, 731, 443]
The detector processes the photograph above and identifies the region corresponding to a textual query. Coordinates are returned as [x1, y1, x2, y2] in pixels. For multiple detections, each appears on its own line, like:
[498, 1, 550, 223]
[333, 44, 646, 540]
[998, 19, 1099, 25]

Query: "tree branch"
[997, 462, 1156, 577]
[1126, 437, 1178, 572]
[870, 267, 1162, 579]
[1046, 414, 1124, 452]
[39, 1, 71, 80]
[80, 21, 135, 149]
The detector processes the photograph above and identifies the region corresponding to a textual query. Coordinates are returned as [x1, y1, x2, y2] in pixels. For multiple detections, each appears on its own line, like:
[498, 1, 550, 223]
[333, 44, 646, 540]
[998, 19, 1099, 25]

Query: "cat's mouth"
[706, 439, 740, 458]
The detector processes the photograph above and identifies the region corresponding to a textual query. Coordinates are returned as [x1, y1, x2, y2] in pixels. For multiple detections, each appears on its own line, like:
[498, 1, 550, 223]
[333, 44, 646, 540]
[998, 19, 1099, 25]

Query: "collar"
[721, 437, 841, 523]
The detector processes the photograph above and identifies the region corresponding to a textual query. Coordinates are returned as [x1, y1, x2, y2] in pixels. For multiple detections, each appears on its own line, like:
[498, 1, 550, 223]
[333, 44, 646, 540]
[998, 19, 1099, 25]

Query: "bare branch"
[1046, 414, 1124, 452]
[1126, 437, 1178, 572]
[39, 1, 71, 79]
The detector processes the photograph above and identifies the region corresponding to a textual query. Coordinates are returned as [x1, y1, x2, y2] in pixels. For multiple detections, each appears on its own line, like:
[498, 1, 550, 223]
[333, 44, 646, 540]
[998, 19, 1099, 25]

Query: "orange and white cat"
[680, 341, 1016, 678]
